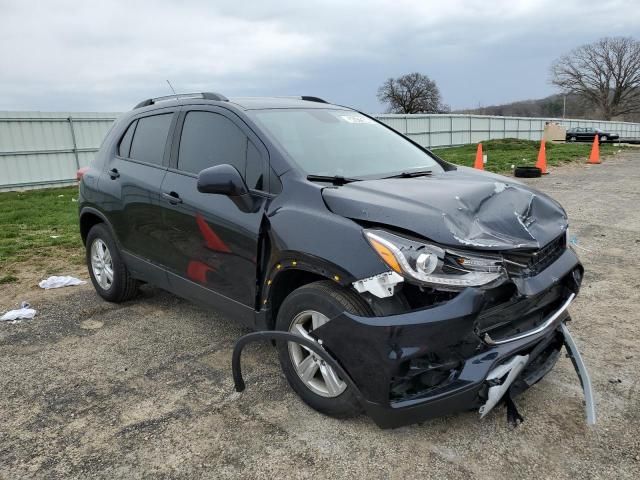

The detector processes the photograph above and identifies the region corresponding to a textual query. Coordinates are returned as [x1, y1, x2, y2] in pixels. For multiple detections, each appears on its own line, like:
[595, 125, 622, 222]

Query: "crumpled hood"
[322, 167, 568, 250]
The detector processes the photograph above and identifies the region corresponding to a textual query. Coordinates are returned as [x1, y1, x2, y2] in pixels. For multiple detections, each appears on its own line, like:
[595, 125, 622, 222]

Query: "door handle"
[162, 191, 183, 204]
[109, 168, 120, 179]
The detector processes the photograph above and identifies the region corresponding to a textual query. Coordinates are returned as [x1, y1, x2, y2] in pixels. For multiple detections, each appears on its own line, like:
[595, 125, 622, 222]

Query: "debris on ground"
[38, 275, 86, 289]
[1, 301, 36, 321]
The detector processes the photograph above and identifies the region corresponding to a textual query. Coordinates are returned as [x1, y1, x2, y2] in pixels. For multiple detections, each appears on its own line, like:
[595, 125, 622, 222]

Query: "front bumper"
[233, 248, 593, 428]
[313, 248, 588, 428]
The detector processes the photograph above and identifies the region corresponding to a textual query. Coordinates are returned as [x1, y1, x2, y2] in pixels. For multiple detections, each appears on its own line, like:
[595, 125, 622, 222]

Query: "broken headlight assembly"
[364, 229, 506, 290]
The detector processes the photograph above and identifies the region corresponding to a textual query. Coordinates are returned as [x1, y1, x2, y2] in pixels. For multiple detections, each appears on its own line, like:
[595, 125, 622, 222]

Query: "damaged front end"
[233, 238, 594, 428]
[334, 246, 591, 427]
[326, 229, 591, 427]
[233, 169, 595, 428]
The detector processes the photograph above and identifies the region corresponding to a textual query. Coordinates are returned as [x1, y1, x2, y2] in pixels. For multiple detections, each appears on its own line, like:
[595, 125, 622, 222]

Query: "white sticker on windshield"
[339, 115, 375, 124]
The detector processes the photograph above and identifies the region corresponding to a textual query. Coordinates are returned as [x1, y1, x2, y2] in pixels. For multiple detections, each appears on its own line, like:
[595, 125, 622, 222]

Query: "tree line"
[378, 36, 640, 121]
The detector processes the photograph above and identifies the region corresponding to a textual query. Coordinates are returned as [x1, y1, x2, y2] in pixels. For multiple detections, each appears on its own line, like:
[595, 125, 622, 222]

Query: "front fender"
[264, 178, 388, 283]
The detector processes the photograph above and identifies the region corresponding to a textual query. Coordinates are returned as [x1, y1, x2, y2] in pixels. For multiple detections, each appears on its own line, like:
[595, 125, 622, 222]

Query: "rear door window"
[129, 113, 173, 165]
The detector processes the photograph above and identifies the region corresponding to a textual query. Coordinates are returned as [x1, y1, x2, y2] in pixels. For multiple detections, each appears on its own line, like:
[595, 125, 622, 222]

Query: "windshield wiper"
[306, 174, 360, 185]
[382, 169, 433, 179]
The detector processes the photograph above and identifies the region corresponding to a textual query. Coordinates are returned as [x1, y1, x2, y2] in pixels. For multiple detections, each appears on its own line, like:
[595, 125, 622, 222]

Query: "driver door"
[158, 107, 270, 323]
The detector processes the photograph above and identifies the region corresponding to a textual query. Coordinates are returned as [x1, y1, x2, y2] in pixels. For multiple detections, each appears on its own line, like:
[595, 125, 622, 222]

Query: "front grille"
[503, 233, 566, 277]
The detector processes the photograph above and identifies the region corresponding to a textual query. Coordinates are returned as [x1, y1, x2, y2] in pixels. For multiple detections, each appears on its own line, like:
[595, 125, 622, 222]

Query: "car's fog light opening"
[390, 356, 462, 402]
[401, 283, 460, 310]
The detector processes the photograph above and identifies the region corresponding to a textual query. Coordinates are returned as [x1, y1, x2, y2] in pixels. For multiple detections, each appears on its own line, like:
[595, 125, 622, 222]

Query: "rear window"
[129, 113, 173, 165]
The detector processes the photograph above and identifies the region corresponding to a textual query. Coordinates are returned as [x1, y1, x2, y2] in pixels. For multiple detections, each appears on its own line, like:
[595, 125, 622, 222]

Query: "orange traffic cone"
[536, 139, 548, 174]
[588, 134, 600, 164]
[474, 143, 484, 170]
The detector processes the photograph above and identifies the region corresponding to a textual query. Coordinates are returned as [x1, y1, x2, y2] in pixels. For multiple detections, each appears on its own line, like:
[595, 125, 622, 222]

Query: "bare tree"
[377, 73, 448, 114]
[551, 37, 640, 120]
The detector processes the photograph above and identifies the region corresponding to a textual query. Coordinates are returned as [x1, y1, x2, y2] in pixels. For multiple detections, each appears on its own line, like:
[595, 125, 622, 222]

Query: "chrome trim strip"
[483, 293, 576, 345]
[561, 322, 596, 425]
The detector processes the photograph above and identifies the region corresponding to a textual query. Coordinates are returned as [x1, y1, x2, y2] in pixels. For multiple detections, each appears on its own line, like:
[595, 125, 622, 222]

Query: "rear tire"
[600, 135, 608, 142]
[85, 223, 138, 303]
[569, 136, 577, 142]
[275, 280, 372, 418]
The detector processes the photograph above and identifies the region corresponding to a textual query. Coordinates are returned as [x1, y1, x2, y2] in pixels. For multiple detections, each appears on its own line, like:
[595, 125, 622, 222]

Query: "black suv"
[78, 93, 592, 428]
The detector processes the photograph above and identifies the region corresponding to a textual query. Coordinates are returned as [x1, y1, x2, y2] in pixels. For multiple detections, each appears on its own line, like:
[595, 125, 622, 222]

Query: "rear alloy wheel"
[600, 135, 608, 142]
[85, 223, 138, 303]
[569, 136, 577, 142]
[90, 239, 114, 290]
[275, 280, 371, 418]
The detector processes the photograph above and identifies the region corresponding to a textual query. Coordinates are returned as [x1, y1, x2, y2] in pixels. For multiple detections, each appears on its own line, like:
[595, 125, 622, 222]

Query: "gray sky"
[1, 0, 638, 113]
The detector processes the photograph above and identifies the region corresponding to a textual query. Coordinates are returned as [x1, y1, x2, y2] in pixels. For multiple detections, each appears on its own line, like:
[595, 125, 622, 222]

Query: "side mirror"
[197, 164, 248, 196]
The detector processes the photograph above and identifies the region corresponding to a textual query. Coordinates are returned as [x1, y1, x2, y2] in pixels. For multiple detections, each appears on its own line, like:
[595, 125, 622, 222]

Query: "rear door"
[101, 108, 177, 279]
[158, 107, 271, 320]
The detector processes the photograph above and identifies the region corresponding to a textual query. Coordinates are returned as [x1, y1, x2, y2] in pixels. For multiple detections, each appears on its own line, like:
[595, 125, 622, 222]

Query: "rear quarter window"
[117, 120, 137, 157]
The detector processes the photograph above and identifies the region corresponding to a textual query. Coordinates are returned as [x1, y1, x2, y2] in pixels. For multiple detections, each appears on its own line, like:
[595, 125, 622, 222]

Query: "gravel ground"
[1, 152, 639, 479]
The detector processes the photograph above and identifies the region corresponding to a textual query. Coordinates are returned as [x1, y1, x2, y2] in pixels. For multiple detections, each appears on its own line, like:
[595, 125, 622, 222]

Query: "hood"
[321, 167, 568, 250]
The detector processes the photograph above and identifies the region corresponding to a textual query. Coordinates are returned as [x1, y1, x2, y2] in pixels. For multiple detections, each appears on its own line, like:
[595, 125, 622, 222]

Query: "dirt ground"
[1, 152, 639, 479]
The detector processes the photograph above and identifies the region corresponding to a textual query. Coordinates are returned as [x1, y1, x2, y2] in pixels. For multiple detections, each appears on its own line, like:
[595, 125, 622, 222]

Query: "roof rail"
[300, 96, 329, 104]
[133, 92, 228, 109]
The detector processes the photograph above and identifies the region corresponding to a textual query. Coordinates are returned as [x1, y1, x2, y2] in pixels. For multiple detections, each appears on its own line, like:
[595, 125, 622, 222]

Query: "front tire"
[569, 136, 577, 142]
[600, 135, 608, 142]
[275, 280, 372, 418]
[86, 223, 138, 302]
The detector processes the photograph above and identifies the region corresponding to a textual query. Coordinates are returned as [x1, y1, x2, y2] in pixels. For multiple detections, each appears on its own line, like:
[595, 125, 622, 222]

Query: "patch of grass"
[0, 274, 18, 284]
[434, 138, 623, 173]
[0, 186, 82, 268]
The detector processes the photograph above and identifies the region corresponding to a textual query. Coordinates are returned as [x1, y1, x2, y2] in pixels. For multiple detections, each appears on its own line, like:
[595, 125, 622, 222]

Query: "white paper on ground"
[1, 307, 36, 321]
[38, 275, 86, 289]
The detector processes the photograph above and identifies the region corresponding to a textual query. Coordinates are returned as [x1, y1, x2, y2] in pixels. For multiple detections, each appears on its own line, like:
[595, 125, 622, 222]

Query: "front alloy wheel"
[275, 280, 371, 418]
[288, 310, 347, 398]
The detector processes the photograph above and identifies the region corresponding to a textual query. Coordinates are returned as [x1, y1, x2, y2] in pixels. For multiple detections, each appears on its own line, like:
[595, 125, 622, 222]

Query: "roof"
[131, 92, 351, 112]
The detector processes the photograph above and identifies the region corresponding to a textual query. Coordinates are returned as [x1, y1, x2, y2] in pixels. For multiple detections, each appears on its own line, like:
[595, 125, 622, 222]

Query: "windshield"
[249, 109, 444, 178]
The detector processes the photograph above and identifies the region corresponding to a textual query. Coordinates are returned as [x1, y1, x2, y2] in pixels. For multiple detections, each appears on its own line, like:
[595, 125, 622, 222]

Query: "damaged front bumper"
[233, 249, 595, 428]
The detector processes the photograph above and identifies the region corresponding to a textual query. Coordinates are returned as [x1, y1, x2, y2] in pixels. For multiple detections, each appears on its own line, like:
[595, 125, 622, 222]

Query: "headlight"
[364, 229, 506, 290]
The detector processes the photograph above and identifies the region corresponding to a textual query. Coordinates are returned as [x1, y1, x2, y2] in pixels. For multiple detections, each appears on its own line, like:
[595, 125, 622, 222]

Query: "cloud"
[0, 0, 639, 111]
[0, 0, 328, 109]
